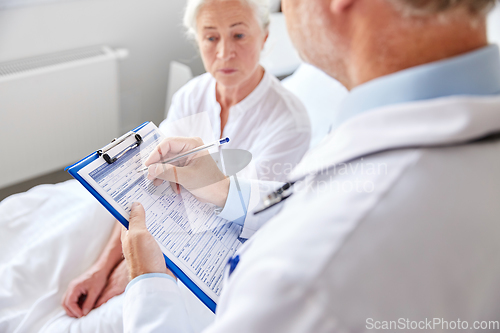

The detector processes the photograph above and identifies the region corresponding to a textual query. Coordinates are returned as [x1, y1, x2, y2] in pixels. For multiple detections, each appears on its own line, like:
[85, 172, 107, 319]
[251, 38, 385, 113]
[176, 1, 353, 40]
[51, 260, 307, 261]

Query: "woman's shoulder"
[259, 73, 311, 132]
[166, 73, 215, 123]
[172, 72, 215, 105]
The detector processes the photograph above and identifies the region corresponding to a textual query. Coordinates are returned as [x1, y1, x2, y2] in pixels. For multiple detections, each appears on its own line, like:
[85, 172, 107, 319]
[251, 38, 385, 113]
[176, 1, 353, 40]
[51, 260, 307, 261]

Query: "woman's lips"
[219, 68, 237, 74]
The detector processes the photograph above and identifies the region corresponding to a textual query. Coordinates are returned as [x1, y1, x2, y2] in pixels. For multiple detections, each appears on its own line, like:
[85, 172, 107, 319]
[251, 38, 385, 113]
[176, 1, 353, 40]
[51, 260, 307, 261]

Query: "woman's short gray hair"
[387, 0, 498, 16]
[183, 0, 270, 39]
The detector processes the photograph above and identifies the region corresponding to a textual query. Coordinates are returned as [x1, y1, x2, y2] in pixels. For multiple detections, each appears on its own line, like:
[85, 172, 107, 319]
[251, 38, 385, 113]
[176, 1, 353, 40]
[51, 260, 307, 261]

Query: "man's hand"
[145, 137, 230, 208]
[121, 202, 175, 280]
[62, 266, 108, 318]
[94, 259, 130, 308]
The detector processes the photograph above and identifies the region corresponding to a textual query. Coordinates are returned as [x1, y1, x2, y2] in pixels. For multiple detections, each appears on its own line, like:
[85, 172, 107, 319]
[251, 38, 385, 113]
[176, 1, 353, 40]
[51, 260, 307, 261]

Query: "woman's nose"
[217, 39, 235, 61]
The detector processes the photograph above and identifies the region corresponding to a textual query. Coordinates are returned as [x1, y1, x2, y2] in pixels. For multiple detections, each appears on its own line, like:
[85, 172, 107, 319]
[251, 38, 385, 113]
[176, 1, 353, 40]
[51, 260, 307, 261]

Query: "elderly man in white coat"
[121, 0, 500, 331]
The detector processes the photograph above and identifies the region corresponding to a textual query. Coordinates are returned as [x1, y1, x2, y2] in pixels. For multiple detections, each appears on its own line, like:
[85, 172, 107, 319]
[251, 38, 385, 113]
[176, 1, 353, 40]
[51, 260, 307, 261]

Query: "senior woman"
[57, 0, 310, 332]
[162, 0, 310, 181]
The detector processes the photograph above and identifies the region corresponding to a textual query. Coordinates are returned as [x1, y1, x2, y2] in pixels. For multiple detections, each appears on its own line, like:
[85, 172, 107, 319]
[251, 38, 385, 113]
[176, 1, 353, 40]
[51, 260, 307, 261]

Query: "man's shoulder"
[238, 142, 500, 318]
[322, 142, 500, 320]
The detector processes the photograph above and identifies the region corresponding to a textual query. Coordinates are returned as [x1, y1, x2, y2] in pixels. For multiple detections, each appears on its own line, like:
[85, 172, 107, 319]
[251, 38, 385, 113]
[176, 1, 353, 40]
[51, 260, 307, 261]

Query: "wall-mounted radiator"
[0, 46, 127, 189]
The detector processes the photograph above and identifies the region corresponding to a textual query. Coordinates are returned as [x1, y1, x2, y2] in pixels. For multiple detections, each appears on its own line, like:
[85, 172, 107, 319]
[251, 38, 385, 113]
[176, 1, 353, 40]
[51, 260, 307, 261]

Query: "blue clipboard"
[65, 121, 217, 313]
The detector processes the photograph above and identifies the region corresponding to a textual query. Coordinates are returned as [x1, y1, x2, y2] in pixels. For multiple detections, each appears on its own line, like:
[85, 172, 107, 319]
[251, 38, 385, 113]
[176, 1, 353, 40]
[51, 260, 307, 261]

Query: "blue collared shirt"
[332, 45, 500, 129]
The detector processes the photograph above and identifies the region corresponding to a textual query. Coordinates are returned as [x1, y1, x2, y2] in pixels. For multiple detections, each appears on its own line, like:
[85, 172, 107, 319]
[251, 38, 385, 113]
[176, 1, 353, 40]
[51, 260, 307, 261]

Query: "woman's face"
[196, 0, 268, 88]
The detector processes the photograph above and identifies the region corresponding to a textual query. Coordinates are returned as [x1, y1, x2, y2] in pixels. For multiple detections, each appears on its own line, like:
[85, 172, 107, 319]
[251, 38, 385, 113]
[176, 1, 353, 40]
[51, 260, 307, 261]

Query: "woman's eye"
[207, 36, 217, 42]
[234, 33, 244, 39]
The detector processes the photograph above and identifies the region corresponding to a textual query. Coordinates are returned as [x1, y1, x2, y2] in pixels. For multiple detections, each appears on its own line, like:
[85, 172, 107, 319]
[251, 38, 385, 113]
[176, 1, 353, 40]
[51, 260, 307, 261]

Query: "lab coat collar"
[290, 95, 500, 181]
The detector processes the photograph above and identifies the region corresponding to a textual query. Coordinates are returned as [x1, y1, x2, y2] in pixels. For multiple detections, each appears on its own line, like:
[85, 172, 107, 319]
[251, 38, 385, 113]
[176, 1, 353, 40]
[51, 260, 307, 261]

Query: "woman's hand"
[62, 266, 108, 318]
[62, 222, 124, 318]
[145, 137, 230, 208]
[94, 259, 130, 308]
[121, 202, 175, 280]
[61, 260, 129, 317]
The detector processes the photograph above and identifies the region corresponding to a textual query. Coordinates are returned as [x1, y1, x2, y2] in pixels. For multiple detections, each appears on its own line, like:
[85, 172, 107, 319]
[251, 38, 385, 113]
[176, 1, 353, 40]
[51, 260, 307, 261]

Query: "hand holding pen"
[137, 137, 229, 173]
[142, 137, 231, 207]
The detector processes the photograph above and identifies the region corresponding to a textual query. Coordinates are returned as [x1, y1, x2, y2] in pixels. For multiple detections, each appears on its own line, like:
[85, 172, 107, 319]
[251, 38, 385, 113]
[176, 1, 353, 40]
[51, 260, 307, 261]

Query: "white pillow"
[487, 6, 500, 46]
[260, 13, 302, 77]
[282, 63, 348, 149]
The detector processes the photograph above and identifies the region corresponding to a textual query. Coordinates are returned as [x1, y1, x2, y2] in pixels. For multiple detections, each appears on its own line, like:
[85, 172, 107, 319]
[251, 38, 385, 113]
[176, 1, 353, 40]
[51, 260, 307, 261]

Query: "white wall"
[0, 0, 205, 133]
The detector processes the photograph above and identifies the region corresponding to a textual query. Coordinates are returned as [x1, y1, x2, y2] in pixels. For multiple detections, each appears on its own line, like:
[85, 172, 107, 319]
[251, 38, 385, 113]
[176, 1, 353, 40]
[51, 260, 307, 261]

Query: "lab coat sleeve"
[217, 177, 284, 239]
[123, 274, 194, 333]
[203, 260, 322, 333]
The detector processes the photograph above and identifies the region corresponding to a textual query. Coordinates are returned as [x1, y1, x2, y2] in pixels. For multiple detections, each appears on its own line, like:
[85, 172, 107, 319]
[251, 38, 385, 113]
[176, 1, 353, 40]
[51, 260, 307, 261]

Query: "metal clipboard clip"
[97, 131, 143, 164]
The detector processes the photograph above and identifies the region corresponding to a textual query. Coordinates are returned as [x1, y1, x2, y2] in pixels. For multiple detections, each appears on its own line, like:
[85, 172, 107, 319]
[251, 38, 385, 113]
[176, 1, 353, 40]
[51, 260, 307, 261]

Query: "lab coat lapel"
[290, 95, 500, 182]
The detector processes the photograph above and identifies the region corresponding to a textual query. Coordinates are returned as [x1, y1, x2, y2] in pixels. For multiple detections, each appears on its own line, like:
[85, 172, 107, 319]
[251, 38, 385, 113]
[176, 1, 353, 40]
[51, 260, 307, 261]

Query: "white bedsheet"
[0, 179, 215, 333]
[0, 180, 118, 333]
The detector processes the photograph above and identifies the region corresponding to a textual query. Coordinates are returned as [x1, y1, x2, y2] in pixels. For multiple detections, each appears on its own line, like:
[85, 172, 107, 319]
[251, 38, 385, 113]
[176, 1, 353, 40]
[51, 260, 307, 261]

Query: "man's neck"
[346, 7, 488, 89]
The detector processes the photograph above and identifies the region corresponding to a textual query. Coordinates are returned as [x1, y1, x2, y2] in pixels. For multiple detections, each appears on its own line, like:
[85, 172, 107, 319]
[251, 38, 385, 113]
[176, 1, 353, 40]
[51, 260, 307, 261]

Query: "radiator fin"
[0, 47, 106, 77]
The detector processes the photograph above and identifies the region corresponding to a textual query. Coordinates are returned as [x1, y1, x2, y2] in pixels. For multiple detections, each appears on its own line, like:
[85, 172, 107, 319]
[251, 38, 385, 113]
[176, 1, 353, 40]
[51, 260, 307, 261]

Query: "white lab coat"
[124, 95, 500, 332]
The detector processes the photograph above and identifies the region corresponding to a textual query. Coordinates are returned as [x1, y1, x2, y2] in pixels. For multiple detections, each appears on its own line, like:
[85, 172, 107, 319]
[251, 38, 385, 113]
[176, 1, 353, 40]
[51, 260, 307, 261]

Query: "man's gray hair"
[387, 0, 498, 16]
[183, 0, 270, 39]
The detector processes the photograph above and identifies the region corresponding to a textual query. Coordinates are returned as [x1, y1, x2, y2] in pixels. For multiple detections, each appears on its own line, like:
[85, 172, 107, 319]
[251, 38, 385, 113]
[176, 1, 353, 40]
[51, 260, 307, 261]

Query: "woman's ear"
[330, 0, 356, 14]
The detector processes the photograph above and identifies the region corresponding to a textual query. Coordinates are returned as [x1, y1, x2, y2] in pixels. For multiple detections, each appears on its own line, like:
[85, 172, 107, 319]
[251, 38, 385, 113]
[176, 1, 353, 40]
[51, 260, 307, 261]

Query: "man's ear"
[330, 0, 356, 14]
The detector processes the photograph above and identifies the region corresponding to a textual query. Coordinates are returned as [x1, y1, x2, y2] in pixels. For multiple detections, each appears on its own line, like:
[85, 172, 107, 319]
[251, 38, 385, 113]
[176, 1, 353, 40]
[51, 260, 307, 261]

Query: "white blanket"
[0, 180, 118, 333]
[0, 180, 215, 333]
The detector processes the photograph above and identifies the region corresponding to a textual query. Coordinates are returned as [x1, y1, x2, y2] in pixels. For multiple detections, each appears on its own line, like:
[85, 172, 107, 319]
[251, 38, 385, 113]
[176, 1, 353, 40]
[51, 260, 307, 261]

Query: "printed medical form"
[78, 122, 243, 303]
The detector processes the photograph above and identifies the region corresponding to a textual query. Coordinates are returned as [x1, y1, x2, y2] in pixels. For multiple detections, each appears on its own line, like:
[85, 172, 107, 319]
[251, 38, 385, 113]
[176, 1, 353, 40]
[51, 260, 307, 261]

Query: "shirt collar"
[232, 70, 272, 116]
[333, 44, 500, 129]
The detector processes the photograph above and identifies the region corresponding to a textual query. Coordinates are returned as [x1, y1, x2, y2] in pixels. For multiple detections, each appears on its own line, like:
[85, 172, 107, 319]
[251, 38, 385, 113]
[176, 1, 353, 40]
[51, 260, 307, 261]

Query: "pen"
[137, 137, 230, 173]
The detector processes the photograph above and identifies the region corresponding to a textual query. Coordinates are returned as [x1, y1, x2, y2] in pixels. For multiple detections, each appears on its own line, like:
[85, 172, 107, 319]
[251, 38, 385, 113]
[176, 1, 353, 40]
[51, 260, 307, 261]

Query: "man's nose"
[217, 38, 235, 61]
